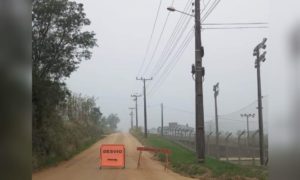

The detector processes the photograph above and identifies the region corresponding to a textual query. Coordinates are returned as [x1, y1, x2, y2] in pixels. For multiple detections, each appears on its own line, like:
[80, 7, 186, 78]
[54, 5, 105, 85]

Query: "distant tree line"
[32, 0, 119, 169]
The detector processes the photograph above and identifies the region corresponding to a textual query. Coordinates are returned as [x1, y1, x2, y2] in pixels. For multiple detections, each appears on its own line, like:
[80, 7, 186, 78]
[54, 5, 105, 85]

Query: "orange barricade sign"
[136, 146, 171, 171]
[99, 144, 125, 169]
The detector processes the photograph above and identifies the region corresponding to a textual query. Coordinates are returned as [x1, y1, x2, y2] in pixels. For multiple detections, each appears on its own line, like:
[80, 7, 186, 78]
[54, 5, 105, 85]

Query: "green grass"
[131, 130, 267, 179]
[147, 135, 197, 164]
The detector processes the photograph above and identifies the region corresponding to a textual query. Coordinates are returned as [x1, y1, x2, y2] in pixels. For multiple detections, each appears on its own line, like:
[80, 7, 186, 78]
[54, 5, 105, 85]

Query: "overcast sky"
[66, 0, 269, 132]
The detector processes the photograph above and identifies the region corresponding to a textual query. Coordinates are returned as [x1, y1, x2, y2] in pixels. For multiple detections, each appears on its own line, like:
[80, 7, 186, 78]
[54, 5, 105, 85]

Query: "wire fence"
[152, 97, 269, 165]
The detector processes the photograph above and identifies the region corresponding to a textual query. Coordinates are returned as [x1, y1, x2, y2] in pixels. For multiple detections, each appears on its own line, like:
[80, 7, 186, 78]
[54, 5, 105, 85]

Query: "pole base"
[197, 158, 205, 163]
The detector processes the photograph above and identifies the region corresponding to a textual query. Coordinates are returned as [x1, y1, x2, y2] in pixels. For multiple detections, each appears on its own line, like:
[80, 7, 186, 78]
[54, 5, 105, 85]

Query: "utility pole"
[240, 113, 255, 146]
[129, 107, 135, 129]
[161, 103, 164, 136]
[131, 94, 142, 129]
[167, 0, 205, 162]
[136, 77, 153, 138]
[191, 0, 205, 163]
[253, 38, 267, 165]
[213, 82, 219, 158]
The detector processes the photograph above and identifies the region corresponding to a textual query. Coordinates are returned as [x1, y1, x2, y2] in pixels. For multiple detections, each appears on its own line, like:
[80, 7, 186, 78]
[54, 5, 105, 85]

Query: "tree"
[32, 0, 97, 159]
[32, 0, 97, 128]
[106, 114, 120, 131]
[32, 0, 97, 81]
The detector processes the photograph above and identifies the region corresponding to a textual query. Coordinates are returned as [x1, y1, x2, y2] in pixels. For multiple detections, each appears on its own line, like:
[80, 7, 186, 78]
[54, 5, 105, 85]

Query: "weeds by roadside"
[130, 128, 267, 180]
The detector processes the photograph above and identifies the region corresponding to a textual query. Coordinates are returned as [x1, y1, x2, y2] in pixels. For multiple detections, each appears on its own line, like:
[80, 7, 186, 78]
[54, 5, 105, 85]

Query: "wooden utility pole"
[129, 107, 135, 129]
[131, 94, 141, 129]
[136, 77, 153, 138]
[241, 113, 255, 146]
[161, 103, 164, 136]
[213, 82, 219, 159]
[253, 38, 267, 165]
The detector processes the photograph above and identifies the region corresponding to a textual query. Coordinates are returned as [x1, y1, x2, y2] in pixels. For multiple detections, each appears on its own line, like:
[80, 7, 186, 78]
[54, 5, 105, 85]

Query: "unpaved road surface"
[32, 132, 194, 180]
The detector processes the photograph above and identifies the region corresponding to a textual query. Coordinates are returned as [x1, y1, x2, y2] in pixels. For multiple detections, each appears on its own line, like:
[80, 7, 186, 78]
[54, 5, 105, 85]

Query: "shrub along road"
[32, 132, 194, 180]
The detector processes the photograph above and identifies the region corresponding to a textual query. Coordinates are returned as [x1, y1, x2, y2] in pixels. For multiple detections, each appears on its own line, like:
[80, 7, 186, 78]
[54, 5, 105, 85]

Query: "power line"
[149, 0, 193, 77]
[202, 26, 268, 30]
[203, 22, 268, 25]
[147, 0, 218, 94]
[148, 29, 193, 95]
[219, 117, 256, 123]
[137, 0, 163, 76]
[201, 0, 214, 13]
[201, 0, 221, 22]
[142, 0, 175, 76]
[151, 14, 193, 78]
[148, 32, 193, 96]
[150, 30, 193, 94]
[148, 28, 194, 96]
[219, 96, 268, 117]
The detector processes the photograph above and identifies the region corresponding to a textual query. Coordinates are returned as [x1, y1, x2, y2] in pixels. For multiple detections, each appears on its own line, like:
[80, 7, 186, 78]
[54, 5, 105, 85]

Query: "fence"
[157, 126, 268, 165]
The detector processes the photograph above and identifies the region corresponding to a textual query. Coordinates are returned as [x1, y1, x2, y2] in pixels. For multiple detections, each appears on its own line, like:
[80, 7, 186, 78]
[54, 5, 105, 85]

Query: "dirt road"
[32, 132, 194, 180]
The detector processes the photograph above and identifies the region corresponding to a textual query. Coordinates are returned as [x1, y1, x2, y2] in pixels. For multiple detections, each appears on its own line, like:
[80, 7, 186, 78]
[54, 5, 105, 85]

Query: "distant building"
[148, 127, 158, 134]
[158, 122, 194, 137]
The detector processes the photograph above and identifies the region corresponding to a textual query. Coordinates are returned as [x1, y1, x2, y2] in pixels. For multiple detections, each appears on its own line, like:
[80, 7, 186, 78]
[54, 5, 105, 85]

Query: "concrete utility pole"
[129, 107, 135, 129]
[136, 77, 153, 138]
[193, 0, 205, 163]
[161, 103, 164, 136]
[253, 38, 267, 165]
[131, 94, 142, 129]
[240, 113, 255, 146]
[167, 0, 205, 162]
[213, 82, 219, 158]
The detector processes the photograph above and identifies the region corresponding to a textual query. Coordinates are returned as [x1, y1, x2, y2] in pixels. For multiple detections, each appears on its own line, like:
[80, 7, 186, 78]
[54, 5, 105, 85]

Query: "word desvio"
[103, 149, 123, 153]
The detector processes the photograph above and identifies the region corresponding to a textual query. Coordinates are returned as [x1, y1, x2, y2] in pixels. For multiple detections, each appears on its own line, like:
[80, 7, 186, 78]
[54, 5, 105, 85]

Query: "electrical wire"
[147, 0, 218, 93]
[151, 14, 193, 78]
[137, 0, 163, 76]
[142, 0, 175, 76]
[202, 26, 268, 30]
[201, 0, 221, 22]
[148, 30, 193, 95]
[148, 28, 194, 96]
[203, 22, 268, 25]
[149, 0, 193, 78]
[219, 96, 268, 117]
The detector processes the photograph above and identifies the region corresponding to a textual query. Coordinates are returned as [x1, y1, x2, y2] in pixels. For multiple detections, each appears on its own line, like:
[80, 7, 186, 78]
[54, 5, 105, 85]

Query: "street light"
[167, 6, 195, 17]
[167, 6, 175, 12]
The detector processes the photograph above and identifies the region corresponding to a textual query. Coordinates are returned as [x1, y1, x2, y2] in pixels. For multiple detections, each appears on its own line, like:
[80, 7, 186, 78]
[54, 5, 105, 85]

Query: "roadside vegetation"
[32, 0, 120, 170]
[130, 128, 267, 180]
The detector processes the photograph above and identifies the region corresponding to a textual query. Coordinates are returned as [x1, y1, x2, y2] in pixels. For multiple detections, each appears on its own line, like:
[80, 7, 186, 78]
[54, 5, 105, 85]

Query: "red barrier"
[99, 144, 125, 169]
[136, 146, 171, 171]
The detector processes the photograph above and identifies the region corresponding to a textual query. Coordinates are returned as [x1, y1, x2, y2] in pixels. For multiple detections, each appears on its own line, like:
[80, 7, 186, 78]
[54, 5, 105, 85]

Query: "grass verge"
[33, 135, 105, 171]
[130, 128, 267, 179]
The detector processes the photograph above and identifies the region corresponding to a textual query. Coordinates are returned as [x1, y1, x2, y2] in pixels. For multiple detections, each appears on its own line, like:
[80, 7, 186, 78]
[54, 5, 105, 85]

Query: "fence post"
[252, 130, 259, 166]
[225, 132, 232, 162]
[238, 131, 246, 165]
[207, 132, 213, 155]
[216, 132, 221, 159]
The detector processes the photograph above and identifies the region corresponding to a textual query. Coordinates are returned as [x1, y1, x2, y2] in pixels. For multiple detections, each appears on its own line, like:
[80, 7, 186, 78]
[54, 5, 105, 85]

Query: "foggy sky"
[66, 0, 269, 132]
